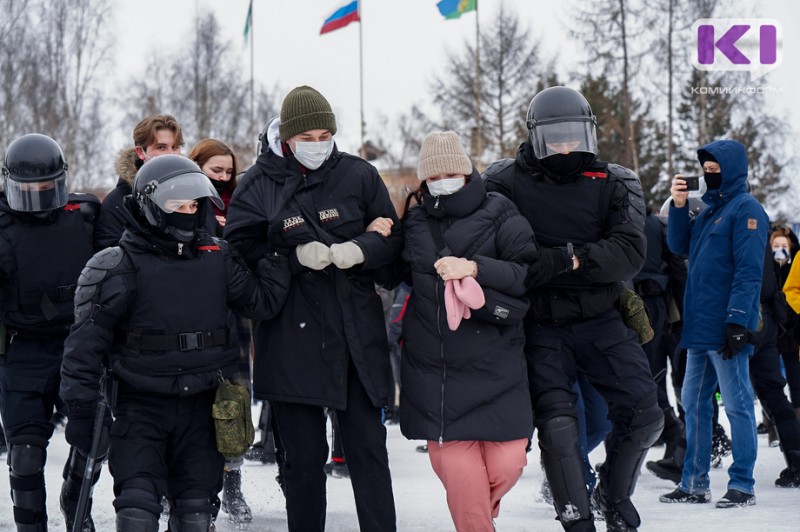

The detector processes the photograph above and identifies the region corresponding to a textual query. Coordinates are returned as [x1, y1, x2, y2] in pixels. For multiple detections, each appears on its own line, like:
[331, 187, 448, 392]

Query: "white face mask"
[426, 177, 465, 197]
[292, 140, 334, 170]
[773, 247, 790, 264]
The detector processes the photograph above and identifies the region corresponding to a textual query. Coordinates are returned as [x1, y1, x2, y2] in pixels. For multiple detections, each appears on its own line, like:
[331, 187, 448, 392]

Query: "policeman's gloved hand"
[523, 248, 572, 288]
[65, 401, 112, 457]
[295, 241, 332, 270]
[718, 324, 752, 360]
[330, 241, 365, 269]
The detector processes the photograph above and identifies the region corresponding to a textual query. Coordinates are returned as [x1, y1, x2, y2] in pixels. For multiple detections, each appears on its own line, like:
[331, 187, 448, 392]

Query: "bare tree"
[0, 0, 113, 191]
[428, 5, 556, 166]
[574, 0, 647, 174]
[122, 10, 280, 167]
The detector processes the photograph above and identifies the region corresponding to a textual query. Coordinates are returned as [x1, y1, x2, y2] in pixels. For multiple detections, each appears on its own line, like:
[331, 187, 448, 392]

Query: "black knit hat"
[279, 86, 337, 141]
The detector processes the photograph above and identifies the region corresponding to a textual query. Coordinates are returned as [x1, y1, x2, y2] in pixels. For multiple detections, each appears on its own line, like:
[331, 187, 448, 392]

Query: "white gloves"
[296, 241, 365, 270]
[295, 241, 332, 270]
[330, 241, 365, 269]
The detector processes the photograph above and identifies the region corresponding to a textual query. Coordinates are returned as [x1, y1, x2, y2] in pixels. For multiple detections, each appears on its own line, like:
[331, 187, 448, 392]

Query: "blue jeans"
[679, 349, 757, 495]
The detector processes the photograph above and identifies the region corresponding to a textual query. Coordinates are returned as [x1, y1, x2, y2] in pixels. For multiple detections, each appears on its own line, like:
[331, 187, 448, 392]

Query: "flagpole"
[474, 1, 482, 168]
[250, 2, 255, 160]
[358, 1, 365, 159]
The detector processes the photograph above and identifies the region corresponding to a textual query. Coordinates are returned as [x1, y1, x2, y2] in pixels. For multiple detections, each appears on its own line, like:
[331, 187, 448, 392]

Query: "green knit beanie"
[279, 86, 337, 141]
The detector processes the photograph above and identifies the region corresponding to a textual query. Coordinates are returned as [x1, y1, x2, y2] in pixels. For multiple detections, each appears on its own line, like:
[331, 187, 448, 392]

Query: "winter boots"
[776, 449, 800, 488]
[220, 469, 252, 523]
[710, 423, 732, 468]
[323, 458, 350, 478]
[60, 476, 95, 532]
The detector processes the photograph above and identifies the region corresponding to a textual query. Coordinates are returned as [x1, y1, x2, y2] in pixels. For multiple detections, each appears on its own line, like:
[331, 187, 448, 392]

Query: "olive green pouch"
[212, 379, 255, 459]
[617, 286, 655, 345]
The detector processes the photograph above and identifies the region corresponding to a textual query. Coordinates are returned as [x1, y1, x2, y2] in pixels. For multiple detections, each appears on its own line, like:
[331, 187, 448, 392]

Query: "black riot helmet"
[1, 133, 69, 212]
[133, 154, 223, 241]
[526, 86, 599, 161]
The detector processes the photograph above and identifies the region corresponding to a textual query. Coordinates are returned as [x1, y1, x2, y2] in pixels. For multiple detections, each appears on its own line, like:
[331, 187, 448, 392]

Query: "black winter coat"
[60, 219, 290, 407]
[223, 145, 402, 409]
[0, 194, 98, 336]
[483, 144, 646, 324]
[400, 173, 535, 443]
[94, 148, 139, 249]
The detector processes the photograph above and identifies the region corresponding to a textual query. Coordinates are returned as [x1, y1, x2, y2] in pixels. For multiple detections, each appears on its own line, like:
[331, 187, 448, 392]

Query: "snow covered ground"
[0, 404, 796, 531]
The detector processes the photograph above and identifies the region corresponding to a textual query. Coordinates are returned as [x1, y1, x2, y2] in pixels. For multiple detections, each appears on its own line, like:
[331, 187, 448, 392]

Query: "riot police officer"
[0, 133, 100, 531]
[483, 87, 663, 532]
[59, 155, 290, 531]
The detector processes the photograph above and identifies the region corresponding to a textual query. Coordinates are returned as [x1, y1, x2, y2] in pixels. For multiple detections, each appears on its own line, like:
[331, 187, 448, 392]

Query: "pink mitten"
[453, 276, 485, 310]
[444, 279, 468, 331]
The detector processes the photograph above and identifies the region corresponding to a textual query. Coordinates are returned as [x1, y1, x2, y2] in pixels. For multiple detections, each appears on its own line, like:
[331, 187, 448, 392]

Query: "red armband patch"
[747, 219, 758, 230]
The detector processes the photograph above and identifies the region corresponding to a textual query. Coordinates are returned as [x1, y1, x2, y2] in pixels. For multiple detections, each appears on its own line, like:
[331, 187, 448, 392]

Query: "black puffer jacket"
[400, 173, 535, 443]
[94, 147, 139, 249]
[60, 211, 290, 405]
[223, 143, 402, 409]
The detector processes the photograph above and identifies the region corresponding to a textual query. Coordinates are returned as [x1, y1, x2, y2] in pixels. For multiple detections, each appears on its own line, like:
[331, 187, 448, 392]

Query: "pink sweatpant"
[428, 439, 528, 532]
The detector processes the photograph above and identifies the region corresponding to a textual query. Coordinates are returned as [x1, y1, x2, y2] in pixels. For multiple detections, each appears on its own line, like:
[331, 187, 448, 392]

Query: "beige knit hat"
[279, 86, 337, 141]
[417, 131, 472, 182]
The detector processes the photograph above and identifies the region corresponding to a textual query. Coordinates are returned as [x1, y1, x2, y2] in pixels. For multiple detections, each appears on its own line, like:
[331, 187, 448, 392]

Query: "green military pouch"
[212, 379, 255, 459]
[617, 286, 655, 345]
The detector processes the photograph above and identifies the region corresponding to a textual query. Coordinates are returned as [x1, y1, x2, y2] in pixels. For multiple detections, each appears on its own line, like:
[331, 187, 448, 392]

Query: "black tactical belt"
[123, 327, 229, 352]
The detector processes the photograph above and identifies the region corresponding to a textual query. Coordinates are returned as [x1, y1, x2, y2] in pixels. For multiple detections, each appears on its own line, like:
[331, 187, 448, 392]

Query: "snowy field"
[0, 404, 796, 532]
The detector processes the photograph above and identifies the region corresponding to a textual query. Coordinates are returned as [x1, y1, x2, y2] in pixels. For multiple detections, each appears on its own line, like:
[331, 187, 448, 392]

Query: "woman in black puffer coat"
[398, 131, 536, 532]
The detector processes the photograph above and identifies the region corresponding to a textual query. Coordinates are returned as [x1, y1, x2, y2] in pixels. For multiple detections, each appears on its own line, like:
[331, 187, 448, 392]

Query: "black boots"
[776, 449, 800, 488]
[221, 469, 252, 523]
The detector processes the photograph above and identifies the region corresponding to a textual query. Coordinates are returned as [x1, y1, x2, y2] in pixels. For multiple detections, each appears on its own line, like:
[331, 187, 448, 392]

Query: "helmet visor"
[530, 119, 598, 159]
[146, 173, 224, 213]
[4, 174, 68, 212]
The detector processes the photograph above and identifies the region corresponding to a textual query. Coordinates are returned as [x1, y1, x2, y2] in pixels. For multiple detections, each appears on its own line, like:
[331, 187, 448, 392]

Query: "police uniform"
[59, 155, 290, 531]
[483, 86, 663, 532]
[0, 132, 100, 532]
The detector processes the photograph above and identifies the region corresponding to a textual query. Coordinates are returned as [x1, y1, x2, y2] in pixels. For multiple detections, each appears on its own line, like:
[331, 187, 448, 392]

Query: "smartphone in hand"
[683, 176, 700, 191]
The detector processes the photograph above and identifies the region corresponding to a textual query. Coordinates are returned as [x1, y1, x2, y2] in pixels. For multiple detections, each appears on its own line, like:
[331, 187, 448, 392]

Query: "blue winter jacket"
[667, 140, 768, 354]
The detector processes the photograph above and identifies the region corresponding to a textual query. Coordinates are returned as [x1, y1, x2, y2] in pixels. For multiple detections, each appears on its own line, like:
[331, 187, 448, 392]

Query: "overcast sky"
[112, 0, 799, 159]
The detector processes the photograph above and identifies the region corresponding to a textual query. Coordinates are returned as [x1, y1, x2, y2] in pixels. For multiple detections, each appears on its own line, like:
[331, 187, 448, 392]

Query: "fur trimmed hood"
[114, 147, 140, 186]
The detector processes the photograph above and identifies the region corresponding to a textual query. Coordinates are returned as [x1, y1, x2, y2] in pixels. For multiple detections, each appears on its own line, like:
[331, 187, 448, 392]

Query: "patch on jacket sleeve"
[747, 218, 758, 230]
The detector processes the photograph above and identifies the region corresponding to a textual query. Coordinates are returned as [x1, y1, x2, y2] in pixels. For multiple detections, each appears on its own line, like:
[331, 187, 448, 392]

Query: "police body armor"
[488, 159, 644, 323]
[0, 195, 97, 336]
[109, 239, 238, 396]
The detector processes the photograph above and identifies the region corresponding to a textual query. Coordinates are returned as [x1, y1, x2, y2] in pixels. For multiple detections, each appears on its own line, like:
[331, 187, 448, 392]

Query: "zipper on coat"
[177, 243, 183, 255]
[436, 277, 446, 447]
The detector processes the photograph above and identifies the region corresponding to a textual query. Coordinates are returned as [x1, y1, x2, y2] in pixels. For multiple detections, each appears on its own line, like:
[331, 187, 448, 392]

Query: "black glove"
[522, 248, 572, 289]
[65, 401, 111, 457]
[717, 324, 752, 360]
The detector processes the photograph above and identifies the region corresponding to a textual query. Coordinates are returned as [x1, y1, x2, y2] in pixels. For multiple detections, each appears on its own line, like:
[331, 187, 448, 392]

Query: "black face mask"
[164, 211, 198, 242]
[210, 179, 229, 194]
[539, 153, 594, 180]
[704, 171, 722, 190]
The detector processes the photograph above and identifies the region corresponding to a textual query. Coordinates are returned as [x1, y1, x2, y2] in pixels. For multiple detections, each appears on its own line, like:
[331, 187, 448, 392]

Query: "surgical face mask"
[426, 177, 465, 196]
[292, 140, 334, 170]
[773, 247, 790, 264]
[703, 171, 722, 190]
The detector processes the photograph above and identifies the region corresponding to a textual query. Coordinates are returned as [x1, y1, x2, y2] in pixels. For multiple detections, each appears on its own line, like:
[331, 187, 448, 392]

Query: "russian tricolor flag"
[320, 1, 360, 35]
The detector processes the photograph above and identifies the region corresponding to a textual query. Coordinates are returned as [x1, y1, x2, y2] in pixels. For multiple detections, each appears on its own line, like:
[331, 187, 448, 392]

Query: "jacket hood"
[698, 140, 748, 206]
[115, 147, 141, 186]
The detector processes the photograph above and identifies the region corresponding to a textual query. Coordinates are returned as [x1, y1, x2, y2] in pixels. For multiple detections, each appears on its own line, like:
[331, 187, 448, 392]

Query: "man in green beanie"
[224, 85, 400, 531]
